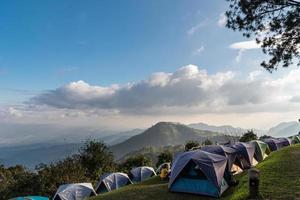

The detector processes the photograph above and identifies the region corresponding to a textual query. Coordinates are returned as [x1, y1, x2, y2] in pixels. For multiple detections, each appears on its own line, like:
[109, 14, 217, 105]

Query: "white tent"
[130, 166, 156, 182]
[95, 172, 132, 193]
[53, 183, 97, 200]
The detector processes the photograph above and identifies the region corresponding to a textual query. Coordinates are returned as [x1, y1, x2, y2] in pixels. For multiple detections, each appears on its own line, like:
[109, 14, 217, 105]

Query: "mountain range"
[188, 122, 246, 136]
[0, 121, 298, 168]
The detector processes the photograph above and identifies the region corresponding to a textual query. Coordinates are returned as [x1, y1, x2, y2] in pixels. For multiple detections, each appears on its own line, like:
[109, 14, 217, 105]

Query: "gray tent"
[232, 142, 256, 170]
[201, 145, 238, 183]
[130, 166, 156, 182]
[168, 150, 229, 198]
[53, 183, 97, 200]
[95, 172, 132, 193]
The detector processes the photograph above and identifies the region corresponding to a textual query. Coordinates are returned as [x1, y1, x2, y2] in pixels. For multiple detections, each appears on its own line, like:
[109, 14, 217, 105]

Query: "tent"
[264, 138, 281, 151]
[291, 135, 300, 144]
[250, 140, 271, 162]
[130, 166, 156, 182]
[53, 183, 96, 200]
[95, 172, 132, 193]
[201, 145, 240, 180]
[232, 142, 256, 170]
[168, 150, 229, 198]
[156, 162, 171, 174]
[277, 137, 291, 148]
[10, 197, 49, 200]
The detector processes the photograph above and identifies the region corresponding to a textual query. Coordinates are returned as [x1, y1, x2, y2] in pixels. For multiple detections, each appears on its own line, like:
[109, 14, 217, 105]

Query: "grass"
[89, 144, 300, 200]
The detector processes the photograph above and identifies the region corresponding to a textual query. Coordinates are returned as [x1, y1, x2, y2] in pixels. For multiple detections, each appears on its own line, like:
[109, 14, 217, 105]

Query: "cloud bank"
[29, 65, 300, 116]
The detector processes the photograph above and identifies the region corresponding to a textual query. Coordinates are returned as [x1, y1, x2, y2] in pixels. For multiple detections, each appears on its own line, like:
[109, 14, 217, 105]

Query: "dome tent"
[95, 172, 132, 193]
[201, 145, 237, 171]
[291, 135, 300, 144]
[231, 142, 256, 170]
[250, 140, 271, 162]
[129, 166, 156, 183]
[264, 138, 281, 151]
[168, 150, 229, 198]
[277, 137, 291, 148]
[10, 197, 49, 200]
[53, 183, 96, 200]
[201, 145, 240, 181]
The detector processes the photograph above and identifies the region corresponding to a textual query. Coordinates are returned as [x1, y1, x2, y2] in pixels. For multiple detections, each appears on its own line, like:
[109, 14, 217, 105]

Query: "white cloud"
[8, 107, 23, 117]
[192, 46, 205, 56]
[217, 13, 227, 27]
[29, 65, 300, 118]
[230, 40, 261, 62]
[187, 19, 208, 36]
[230, 40, 261, 50]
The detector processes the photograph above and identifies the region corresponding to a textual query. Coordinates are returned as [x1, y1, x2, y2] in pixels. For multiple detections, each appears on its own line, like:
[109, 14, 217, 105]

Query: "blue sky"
[0, 0, 266, 103]
[0, 0, 299, 135]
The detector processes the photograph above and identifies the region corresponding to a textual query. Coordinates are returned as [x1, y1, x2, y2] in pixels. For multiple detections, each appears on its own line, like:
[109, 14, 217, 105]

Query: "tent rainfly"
[130, 166, 156, 182]
[168, 150, 229, 198]
[264, 138, 281, 151]
[201, 145, 241, 179]
[53, 183, 97, 200]
[231, 142, 256, 170]
[277, 137, 291, 148]
[95, 172, 132, 193]
[250, 140, 271, 162]
[10, 197, 49, 200]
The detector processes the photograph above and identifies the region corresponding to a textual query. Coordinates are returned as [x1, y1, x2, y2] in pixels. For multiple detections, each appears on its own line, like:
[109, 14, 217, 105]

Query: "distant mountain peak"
[188, 122, 246, 135]
[268, 121, 299, 137]
[110, 122, 222, 159]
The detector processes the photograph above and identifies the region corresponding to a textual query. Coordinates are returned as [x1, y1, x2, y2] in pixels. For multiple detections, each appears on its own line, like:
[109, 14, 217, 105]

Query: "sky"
[0, 0, 299, 138]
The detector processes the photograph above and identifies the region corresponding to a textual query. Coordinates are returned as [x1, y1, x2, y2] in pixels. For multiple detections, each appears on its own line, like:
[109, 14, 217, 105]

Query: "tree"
[185, 140, 200, 151]
[239, 130, 258, 142]
[0, 165, 41, 200]
[79, 140, 116, 180]
[36, 155, 87, 197]
[202, 139, 213, 146]
[226, 0, 300, 71]
[156, 151, 173, 167]
[119, 154, 152, 173]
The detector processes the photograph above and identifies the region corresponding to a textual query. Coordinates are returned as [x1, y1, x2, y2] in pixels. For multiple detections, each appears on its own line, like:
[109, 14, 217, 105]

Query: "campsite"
[1, 0, 300, 199]
[7, 134, 300, 200]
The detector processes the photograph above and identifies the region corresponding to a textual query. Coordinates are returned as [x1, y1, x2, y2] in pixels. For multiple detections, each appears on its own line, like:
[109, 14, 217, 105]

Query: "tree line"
[0, 140, 172, 200]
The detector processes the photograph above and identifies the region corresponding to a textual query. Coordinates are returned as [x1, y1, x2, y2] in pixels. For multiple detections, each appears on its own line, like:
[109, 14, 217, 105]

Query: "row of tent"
[11, 135, 300, 200]
[11, 166, 157, 200]
[168, 136, 298, 198]
[53, 166, 157, 200]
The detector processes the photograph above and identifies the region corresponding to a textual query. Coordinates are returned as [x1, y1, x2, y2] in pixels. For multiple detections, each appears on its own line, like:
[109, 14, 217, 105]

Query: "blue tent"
[231, 142, 255, 170]
[264, 138, 281, 151]
[277, 137, 291, 148]
[168, 150, 229, 198]
[95, 172, 132, 193]
[10, 196, 49, 200]
[129, 166, 156, 182]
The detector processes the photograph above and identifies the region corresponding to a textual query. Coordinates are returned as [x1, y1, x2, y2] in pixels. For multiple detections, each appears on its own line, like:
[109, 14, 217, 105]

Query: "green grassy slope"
[90, 144, 300, 200]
